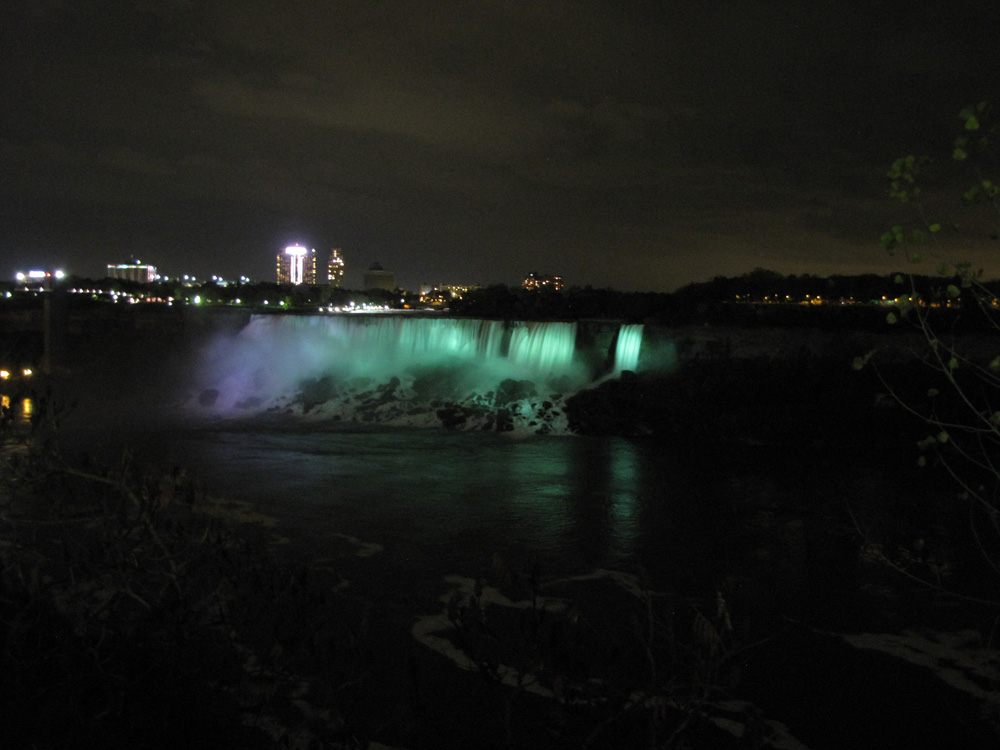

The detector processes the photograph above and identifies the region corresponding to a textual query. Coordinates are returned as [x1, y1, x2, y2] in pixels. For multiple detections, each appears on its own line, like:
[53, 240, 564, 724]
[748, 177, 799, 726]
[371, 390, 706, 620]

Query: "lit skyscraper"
[327, 248, 345, 286]
[276, 245, 317, 285]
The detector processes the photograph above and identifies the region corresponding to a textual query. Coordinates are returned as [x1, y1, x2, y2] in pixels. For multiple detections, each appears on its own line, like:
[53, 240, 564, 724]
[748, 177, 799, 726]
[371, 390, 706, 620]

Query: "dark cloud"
[1, 0, 998, 290]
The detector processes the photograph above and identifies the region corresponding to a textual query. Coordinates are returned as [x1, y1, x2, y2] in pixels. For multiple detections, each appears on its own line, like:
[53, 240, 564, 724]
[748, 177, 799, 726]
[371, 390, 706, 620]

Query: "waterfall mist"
[188, 314, 644, 433]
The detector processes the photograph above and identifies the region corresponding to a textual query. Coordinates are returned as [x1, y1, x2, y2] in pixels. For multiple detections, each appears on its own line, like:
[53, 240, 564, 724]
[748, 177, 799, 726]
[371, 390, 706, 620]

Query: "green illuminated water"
[613, 323, 644, 373]
[191, 315, 644, 431]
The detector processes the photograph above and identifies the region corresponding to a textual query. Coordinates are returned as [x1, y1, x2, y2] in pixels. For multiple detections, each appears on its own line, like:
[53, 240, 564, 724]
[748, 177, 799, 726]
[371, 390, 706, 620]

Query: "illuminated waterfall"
[193, 315, 643, 432]
[507, 321, 577, 373]
[613, 324, 644, 374]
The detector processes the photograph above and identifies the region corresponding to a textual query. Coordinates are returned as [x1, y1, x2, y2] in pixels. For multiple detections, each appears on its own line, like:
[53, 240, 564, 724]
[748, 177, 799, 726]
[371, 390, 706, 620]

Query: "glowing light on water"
[226, 316, 537, 381]
[613, 324, 644, 374]
[193, 315, 650, 430]
[507, 321, 577, 374]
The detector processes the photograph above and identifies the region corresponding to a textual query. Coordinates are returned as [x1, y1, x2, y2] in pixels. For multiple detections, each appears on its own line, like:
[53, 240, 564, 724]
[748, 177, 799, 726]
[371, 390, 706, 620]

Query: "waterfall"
[507, 321, 577, 374]
[192, 314, 645, 432]
[613, 324, 644, 374]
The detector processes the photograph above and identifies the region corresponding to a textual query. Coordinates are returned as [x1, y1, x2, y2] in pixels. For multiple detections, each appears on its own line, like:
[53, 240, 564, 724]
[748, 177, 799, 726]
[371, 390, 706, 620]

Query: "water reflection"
[564, 439, 641, 564]
[94, 426, 759, 594]
[1, 395, 34, 424]
[138, 430, 658, 575]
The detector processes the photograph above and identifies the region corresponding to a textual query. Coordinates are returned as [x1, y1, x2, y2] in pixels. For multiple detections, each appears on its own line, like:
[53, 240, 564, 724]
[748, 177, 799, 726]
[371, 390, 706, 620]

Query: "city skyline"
[2, 2, 998, 292]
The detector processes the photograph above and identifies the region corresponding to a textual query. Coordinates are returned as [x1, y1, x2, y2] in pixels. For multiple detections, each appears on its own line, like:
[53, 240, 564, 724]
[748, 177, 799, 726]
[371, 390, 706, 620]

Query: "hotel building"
[107, 260, 158, 283]
[327, 248, 345, 286]
[276, 245, 317, 285]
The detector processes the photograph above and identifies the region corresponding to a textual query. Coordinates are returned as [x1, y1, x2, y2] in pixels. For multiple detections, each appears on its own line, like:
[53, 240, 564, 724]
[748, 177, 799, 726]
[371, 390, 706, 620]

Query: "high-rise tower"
[276, 245, 317, 285]
[327, 248, 345, 286]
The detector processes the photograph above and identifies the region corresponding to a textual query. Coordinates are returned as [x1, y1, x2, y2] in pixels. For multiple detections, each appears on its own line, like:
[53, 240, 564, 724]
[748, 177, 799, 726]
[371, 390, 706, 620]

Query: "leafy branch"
[859, 101, 1000, 607]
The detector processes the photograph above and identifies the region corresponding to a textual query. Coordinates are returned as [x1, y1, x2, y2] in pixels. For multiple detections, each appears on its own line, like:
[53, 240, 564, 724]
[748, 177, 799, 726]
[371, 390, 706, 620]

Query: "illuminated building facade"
[364, 262, 395, 291]
[522, 272, 564, 291]
[107, 261, 158, 283]
[327, 248, 345, 286]
[276, 245, 317, 285]
[419, 284, 477, 305]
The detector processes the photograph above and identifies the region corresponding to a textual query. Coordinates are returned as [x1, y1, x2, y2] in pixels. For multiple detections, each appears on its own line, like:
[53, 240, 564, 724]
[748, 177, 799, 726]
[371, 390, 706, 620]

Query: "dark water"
[120, 425, 789, 594]
[57, 417, 997, 749]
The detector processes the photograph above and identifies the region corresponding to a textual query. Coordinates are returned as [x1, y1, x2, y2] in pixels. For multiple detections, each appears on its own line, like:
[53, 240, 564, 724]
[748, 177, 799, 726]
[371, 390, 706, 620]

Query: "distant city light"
[15, 269, 63, 282]
[281, 245, 311, 285]
[522, 272, 564, 291]
[108, 262, 156, 283]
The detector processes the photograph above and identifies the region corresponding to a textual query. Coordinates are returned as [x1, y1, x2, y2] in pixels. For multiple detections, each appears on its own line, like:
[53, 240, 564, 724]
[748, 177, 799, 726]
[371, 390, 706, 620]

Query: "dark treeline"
[672, 267, 1000, 306]
[452, 268, 1000, 331]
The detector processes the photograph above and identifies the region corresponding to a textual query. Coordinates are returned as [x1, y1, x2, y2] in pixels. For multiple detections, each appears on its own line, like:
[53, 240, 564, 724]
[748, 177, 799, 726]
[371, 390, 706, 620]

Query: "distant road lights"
[0, 370, 9, 380]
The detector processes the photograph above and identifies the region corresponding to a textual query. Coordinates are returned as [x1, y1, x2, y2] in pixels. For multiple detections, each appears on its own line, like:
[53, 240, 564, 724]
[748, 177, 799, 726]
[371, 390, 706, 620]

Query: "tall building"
[276, 245, 317, 285]
[327, 248, 345, 286]
[522, 272, 564, 291]
[108, 260, 158, 283]
[364, 262, 395, 291]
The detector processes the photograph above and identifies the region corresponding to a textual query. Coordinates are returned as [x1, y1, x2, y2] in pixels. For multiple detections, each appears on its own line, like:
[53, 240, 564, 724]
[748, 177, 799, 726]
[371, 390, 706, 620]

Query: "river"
[39, 312, 999, 748]
[51, 412, 994, 750]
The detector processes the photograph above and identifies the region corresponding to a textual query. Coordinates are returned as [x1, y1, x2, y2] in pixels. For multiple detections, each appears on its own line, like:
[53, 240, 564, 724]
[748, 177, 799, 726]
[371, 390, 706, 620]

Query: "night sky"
[2, 1, 998, 291]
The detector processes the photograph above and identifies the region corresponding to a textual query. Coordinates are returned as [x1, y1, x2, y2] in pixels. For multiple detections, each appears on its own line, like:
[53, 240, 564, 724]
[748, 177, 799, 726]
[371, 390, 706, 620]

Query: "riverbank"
[0, 438, 384, 749]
